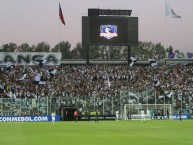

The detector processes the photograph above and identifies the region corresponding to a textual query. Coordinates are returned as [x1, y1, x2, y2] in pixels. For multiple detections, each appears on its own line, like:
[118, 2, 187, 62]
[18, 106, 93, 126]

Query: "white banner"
[0, 52, 61, 65]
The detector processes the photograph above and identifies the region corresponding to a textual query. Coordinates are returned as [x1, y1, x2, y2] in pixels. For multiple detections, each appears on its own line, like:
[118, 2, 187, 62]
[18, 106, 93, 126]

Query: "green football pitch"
[0, 120, 193, 145]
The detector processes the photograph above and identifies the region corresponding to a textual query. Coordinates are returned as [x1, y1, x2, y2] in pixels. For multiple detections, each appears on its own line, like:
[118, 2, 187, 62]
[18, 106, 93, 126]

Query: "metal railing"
[0, 89, 192, 117]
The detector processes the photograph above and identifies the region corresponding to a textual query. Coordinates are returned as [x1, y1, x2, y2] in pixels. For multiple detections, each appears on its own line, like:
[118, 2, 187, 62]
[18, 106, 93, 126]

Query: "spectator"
[0, 63, 193, 116]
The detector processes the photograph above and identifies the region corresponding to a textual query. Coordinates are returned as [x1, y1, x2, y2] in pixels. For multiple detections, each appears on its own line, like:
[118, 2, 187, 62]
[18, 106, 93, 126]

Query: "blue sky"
[0, 0, 192, 52]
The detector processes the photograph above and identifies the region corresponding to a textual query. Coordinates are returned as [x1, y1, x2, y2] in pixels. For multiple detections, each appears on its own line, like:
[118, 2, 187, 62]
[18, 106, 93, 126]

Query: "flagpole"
[59, 17, 61, 52]
[58, 0, 61, 52]
[164, 94, 166, 117]
[47, 96, 49, 115]
[112, 96, 114, 115]
[146, 91, 148, 110]
[94, 95, 95, 111]
[181, 94, 182, 113]
[155, 90, 157, 109]
[1, 95, 3, 116]
[164, 0, 167, 50]
[103, 95, 104, 115]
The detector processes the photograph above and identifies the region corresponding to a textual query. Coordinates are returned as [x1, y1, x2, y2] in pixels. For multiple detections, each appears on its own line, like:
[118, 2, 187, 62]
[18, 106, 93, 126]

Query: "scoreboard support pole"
[127, 45, 131, 64]
[86, 45, 90, 65]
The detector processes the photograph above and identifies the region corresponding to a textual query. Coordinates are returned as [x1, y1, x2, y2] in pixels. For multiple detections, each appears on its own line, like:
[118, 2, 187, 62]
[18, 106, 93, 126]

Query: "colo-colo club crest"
[100, 25, 117, 39]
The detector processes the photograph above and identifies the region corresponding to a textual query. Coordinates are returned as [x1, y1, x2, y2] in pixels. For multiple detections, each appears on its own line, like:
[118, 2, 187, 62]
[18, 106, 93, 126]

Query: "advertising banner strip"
[0, 115, 60, 122]
[0, 52, 61, 65]
[167, 52, 193, 59]
[130, 114, 189, 120]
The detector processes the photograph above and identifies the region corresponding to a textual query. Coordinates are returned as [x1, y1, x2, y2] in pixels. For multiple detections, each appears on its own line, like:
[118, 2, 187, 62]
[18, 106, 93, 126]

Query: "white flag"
[148, 59, 157, 67]
[165, 2, 181, 18]
[153, 80, 160, 88]
[104, 73, 111, 88]
[158, 95, 164, 99]
[107, 77, 111, 88]
[19, 74, 27, 80]
[129, 57, 137, 67]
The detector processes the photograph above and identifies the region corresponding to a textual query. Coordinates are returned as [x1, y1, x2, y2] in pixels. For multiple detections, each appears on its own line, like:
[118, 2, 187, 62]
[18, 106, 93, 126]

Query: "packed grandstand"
[0, 58, 193, 119]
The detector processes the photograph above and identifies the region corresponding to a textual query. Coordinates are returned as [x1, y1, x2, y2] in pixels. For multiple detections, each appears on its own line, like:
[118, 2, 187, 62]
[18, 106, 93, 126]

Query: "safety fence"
[0, 89, 192, 118]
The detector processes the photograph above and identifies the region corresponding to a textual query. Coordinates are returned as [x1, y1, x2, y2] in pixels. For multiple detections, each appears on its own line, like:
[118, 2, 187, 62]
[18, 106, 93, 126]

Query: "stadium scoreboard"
[88, 9, 132, 17]
[82, 9, 138, 46]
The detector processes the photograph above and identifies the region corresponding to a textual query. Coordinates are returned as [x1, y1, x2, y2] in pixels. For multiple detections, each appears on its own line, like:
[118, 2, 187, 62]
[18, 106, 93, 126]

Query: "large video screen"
[82, 16, 138, 46]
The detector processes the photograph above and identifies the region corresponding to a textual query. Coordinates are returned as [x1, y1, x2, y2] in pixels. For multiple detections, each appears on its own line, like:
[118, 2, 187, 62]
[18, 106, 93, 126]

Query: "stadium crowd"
[0, 63, 193, 115]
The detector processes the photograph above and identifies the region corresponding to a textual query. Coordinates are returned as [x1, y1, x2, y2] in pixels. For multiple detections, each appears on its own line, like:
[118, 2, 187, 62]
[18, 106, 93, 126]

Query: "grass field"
[0, 120, 193, 145]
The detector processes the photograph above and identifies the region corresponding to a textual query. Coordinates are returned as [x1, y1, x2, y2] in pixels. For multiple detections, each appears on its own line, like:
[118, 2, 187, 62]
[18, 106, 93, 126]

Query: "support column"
[86, 45, 90, 65]
[127, 46, 131, 64]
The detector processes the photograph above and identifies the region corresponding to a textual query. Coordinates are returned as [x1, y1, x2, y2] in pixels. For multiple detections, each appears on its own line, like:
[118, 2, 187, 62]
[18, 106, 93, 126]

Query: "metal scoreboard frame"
[82, 9, 138, 64]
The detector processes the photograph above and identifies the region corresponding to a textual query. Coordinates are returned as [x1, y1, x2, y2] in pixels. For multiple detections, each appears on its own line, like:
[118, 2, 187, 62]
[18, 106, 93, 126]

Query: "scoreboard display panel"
[82, 16, 138, 46]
